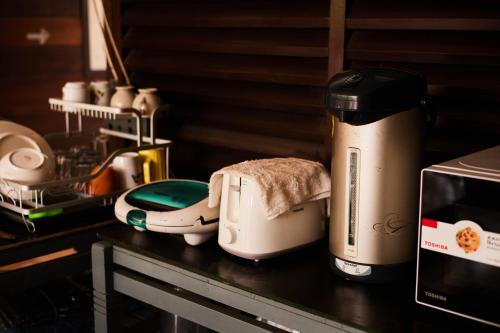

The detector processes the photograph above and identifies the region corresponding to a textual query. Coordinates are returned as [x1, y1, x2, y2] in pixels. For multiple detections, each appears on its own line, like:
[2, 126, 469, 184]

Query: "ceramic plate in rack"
[0, 121, 55, 163]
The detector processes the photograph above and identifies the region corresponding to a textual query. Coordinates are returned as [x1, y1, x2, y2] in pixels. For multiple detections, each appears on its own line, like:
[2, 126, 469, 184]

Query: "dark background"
[1, 0, 499, 180]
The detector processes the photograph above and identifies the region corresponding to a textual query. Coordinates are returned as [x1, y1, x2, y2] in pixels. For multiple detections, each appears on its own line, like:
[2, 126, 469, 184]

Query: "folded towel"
[208, 157, 331, 220]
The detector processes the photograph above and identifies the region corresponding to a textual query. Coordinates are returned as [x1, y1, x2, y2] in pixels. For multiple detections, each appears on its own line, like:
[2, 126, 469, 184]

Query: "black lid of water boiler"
[325, 68, 427, 125]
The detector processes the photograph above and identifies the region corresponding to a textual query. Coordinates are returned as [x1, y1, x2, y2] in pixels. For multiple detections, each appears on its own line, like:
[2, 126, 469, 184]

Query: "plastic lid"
[125, 180, 208, 211]
[326, 68, 427, 125]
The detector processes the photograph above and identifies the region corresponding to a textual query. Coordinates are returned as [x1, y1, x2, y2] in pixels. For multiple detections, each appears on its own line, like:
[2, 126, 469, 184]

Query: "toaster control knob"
[220, 226, 236, 244]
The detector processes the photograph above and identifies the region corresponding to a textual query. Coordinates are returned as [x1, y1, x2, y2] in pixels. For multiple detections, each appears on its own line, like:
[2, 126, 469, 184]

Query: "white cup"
[90, 81, 112, 106]
[112, 152, 142, 190]
[62, 81, 90, 103]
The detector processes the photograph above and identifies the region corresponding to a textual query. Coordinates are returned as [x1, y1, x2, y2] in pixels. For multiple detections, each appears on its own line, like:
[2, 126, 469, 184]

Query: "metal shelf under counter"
[92, 225, 498, 333]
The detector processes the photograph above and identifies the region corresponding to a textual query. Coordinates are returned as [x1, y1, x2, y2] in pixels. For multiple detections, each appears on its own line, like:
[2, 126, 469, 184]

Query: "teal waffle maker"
[114, 179, 219, 245]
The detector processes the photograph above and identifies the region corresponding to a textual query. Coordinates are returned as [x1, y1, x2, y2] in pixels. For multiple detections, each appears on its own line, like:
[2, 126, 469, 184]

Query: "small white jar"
[132, 88, 161, 115]
[90, 80, 113, 106]
[110, 85, 136, 108]
[62, 82, 90, 103]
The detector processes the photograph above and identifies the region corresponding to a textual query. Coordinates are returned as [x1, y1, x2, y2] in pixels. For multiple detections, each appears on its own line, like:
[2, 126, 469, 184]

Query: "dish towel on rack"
[208, 157, 331, 220]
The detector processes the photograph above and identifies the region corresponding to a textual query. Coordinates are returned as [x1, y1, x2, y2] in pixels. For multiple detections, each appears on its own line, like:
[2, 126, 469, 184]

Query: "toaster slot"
[227, 176, 241, 223]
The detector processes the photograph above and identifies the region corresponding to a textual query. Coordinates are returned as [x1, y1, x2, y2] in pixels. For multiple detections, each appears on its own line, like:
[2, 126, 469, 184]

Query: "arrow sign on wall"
[26, 28, 50, 45]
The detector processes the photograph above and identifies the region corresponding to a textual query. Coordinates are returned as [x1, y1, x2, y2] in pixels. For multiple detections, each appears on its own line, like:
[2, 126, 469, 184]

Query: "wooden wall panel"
[0, 76, 79, 134]
[121, 2, 329, 28]
[0, 0, 80, 17]
[0, 0, 88, 135]
[347, 30, 500, 66]
[344, 0, 500, 165]
[120, 0, 330, 180]
[131, 74, 325, 114]
[118, 0, 500, 178]
[0, 18, 82, 46]
[347, 0, 500, 31]
[122, 27, 329, 57]
[126, 51, 327, 86]
[0, 47, 83, 77]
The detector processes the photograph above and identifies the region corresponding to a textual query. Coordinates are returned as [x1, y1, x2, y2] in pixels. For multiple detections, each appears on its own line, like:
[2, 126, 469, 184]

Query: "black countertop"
[99, 225, 498, 333]
[0, 207, 115, 252]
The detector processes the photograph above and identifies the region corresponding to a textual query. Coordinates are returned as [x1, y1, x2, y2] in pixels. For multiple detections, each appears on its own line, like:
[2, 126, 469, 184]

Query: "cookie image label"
[456, 226, 480, 253]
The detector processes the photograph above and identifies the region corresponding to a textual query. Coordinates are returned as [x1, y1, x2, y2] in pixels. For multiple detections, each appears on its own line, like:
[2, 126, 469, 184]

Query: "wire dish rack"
[0, 98, 172, 232]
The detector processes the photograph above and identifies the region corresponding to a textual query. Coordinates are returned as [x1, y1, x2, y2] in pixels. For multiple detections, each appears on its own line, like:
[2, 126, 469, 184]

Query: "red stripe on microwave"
[422, 218, 438, 228]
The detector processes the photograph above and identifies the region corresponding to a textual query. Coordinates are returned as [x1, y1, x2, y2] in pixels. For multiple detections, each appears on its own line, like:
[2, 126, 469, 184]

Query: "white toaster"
[218, 174, 326, 260]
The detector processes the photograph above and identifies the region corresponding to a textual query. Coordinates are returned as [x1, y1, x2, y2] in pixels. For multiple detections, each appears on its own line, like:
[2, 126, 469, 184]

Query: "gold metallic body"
[330, 108, 422, 265]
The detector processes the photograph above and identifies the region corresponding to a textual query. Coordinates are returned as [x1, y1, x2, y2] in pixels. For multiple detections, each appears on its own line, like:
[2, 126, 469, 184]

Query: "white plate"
[0, 121, 54, 163]
[0, 133, 41, 158]
[0, 121, 55, 187]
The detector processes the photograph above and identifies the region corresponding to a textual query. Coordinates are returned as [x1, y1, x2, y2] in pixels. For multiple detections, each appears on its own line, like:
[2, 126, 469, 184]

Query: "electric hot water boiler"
[326, 69, 427, 283]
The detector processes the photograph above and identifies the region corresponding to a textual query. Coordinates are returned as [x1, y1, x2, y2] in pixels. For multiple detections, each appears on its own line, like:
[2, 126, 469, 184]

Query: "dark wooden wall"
[119, 0, 331, 180]
[344, 0, 500, 164]
[0, 0, 88, 135]
[119, 0, 500, 181]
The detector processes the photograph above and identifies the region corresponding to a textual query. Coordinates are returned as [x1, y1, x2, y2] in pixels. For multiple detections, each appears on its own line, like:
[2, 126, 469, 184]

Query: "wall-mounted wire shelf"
[0, 99, 172, 232]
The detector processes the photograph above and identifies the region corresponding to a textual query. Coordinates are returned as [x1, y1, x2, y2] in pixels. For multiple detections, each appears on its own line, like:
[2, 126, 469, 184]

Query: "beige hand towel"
[208, 157, 331, 220]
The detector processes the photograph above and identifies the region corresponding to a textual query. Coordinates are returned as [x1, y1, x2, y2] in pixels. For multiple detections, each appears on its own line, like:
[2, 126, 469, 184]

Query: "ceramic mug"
[110, 85, 135, 108]
[132, 88, 161, 115]
[90, 80, 112, 106]
[112, 152, 143, 190]
[62, 81, 90, 103]
[139, 148, 166, 183]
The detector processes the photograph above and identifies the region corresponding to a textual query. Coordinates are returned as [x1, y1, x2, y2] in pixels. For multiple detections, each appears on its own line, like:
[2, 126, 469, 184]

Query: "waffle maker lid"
[124, 180, 209, 211]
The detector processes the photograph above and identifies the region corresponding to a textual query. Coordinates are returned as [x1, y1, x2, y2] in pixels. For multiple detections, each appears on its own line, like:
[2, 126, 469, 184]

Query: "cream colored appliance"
[416, 145, 500, 328]
[218, 174, 326, 260]
[115, 180, 219, 246]
[326, 69, 427, 282]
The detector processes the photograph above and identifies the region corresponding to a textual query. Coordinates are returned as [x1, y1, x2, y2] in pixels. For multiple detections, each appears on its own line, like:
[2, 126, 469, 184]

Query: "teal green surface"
[127, 180, 208, 209]
[127, 209, 147, 228]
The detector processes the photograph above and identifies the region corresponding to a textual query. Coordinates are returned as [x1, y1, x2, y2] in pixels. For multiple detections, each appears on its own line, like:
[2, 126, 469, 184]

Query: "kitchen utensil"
[0, 148, 56, 200]
[114, 179, 219, 245]
[0, 121, 54, 163]
[132, 88, 161, 115]
[139, 148, 166, 183]
[218, 174, 326, 260]
[110, 85, 135, 108]
[62, 81, 90, 103]
[0, 133, 40, 159]
[92, 134, 109, 162]
[90, 80, 112, 106]
[112, 152, 143, 190]
[326, 69, 427, 283]
[87, 165, 117, 196]
[0, 148, 54, 182]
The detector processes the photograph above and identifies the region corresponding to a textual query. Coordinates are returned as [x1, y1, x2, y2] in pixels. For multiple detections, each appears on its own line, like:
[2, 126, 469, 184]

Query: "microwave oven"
[416, 145, 500, 328]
